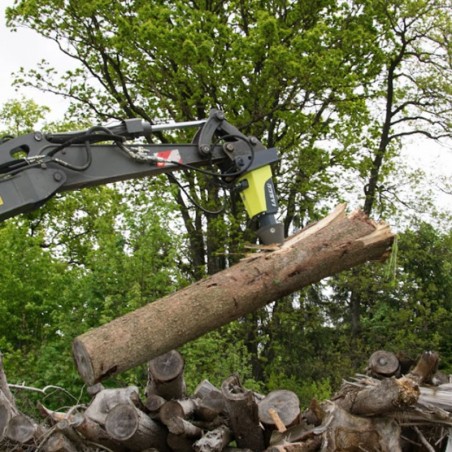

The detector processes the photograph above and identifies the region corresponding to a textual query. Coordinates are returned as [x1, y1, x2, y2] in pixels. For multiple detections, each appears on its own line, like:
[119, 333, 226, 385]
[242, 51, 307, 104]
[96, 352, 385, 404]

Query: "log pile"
[0, 206, 440, 450]
[2, 349, 452, 451]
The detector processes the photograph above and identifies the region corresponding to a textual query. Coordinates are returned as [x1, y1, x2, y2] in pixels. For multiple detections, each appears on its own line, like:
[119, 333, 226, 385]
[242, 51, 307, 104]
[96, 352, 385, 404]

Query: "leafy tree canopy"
[1, 0, 451, 402]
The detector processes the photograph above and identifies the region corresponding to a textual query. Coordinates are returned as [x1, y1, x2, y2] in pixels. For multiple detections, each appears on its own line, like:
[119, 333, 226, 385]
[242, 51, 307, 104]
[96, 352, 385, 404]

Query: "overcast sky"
[0, 0, 70, 117]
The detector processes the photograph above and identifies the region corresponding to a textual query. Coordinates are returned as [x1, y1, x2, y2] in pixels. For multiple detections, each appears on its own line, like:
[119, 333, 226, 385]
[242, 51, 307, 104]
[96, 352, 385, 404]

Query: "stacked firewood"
[1, 349, 452, 451]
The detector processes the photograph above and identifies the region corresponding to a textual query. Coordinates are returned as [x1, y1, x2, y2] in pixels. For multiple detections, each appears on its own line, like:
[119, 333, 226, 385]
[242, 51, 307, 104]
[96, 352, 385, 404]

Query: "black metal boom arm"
[0, 110, 283, 244]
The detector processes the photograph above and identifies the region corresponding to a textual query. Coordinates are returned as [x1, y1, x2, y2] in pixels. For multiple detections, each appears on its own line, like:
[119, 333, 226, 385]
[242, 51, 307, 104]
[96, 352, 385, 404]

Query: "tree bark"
[0, 354, 15, 409]
[41, 431, 79, 452]
[321, 402, 402, 451]
[419, 384, 452, 413]
[265, 438, 322, 452]
[193, 380, 222, 399]
[159, 399, 197, 424]
[334, 376, 420, 416]
[144, 394, 166, 415]
[6, 414, 40, 443]
[167, 432, 196, 452]
[165, 416, 203, 438]
[221, 374, 265, 451]
[0, 389, 43, 444]
[193, 424, 232, 452]
[0, 391, 13, 440]
[72, 204, 394, 384]
[84, 386, 141, 425]
[71, 413, 126, 452]
[38, 407, 127, 452]
[196, 390, 225, 422]
[407, 351, 439, 385]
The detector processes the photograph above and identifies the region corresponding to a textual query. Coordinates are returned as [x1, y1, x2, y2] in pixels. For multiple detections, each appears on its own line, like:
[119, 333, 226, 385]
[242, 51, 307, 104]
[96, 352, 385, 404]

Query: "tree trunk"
[72, 204, 394, 385]
[321, 403, 402, 452]
[84, 386, 141, 426]
[221, 375, 265, 451]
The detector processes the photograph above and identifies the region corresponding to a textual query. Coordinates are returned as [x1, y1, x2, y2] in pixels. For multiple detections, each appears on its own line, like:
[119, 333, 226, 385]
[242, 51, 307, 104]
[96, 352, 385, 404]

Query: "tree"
[6, 0, 386, 271]
[0, 97, 49, 135]
[0, 183, 185, 399]
[4, 1, 393, 383]
[0, 100, 187, 398]
[326, 221, 452, 369]
[333, 0, 452, 345]
[359, 0, 451, 217]
[4, 0, 451, 386]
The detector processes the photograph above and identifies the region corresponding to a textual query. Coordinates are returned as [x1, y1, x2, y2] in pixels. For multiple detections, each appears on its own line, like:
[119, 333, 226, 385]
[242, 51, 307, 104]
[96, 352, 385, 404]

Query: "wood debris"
[2, 349, 452, 451]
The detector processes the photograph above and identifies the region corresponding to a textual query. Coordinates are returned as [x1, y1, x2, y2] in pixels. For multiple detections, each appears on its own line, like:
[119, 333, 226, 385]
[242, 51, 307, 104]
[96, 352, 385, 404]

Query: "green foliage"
[181, 327, 265, 395]
[330, 222, 452, 369]
[0, 176, 185, 404]
[0, 0, 451, 405]
[0, 97, 49, 134]
[267, 373, 333, 409]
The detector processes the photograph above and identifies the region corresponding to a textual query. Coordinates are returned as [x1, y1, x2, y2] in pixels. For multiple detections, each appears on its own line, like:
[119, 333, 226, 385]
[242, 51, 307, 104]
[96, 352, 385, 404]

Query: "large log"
[334, 376, 420, 416]
[320, 403, 402, 451]
[221, 374, 265, 451]
[73, 205, 394, 384]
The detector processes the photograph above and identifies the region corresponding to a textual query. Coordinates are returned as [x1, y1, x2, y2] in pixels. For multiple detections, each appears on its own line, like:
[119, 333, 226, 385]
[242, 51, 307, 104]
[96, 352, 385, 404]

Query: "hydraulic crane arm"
[0, 110, 284, 244]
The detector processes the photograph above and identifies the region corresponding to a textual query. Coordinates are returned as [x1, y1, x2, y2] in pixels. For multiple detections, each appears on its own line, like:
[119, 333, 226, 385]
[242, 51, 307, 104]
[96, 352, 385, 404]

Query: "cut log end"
[147, 350, 186, 400]
[367, 350, 400, 377]
[258, 390, 300, 429]
[72, 339, 95, 385]
[6, 414, 36, 443]
[105, 404, 138, 441]
[148, 350, 184, 382]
